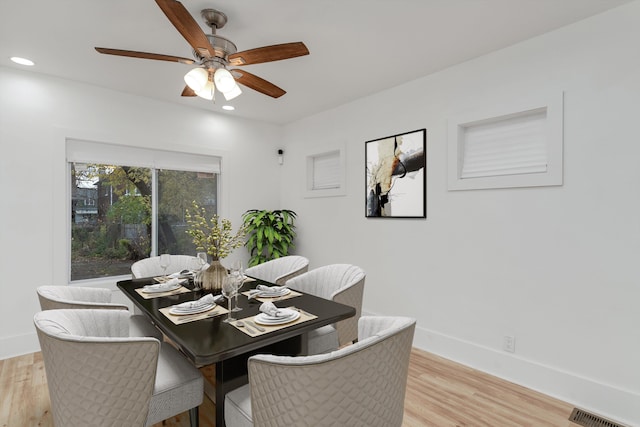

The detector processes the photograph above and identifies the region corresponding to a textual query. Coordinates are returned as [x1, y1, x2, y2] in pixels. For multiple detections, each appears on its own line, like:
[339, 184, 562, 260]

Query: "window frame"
[447, 92, 564, 191]
[65, 139, 221, 284]
[304, 142, 347, 198]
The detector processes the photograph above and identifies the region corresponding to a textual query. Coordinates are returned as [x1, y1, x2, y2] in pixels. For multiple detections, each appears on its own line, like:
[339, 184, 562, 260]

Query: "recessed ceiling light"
[222, 105, 235, 111]
[10, 56, 35, 66]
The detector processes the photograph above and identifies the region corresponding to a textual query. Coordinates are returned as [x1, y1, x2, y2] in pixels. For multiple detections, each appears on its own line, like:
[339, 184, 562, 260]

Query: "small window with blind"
[305, 147, 346, 198]
[447, 92, 563, 191]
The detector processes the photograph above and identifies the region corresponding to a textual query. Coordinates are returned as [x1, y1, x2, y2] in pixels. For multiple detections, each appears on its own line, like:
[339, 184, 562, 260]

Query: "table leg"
[215, 358, 248, 427]
[212, 335, 305, 427]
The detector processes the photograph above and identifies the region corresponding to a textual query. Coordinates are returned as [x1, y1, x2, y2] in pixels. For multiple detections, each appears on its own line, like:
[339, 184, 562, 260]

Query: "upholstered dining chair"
[131, 254, 201, 279]
[36, 285, 161, 339]
[224, 316, 416, 427]
[244, 255, 309, 285]
[286, 264, 365, 354]
[34, 309, 203, 427]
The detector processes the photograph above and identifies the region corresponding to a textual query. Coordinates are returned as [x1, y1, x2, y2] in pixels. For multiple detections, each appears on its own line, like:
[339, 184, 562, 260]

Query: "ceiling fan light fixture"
[95, 3, 310, 101]
[196, 80, 215, 101]
[213, 68, 236, 93]
[184, 67, 208, 92]
[222, 83, 242, 101]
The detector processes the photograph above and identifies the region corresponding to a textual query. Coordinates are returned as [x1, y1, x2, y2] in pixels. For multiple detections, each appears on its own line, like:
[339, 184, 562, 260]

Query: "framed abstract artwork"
[365, 128, 426, 218]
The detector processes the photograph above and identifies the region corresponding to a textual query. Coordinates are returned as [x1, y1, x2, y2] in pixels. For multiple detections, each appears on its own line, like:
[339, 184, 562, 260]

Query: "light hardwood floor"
[0, 348, 580, 427]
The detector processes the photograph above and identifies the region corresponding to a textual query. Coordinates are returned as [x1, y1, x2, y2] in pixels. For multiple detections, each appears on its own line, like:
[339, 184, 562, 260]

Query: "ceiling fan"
[95, 0, 309, 101]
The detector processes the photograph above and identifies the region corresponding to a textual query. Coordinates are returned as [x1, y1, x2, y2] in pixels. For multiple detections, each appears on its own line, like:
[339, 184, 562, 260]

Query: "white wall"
[0, 67, 283, 358]
[3, 2, 640, 424]
[280, 2, 640, 425]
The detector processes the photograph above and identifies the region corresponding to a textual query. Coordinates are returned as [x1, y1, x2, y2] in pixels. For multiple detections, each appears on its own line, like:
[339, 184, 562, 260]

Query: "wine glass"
[190, 256, 203, 291]
[196, 252, 208, 269]
[232, 260, 244, 277]
[221, 275, 237, 323]
[159, 254, 171, 276]
[229, 260, 244, 312]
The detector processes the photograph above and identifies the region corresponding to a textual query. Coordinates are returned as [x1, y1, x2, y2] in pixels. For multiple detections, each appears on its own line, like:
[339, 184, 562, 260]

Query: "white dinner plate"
[142, 283, 181, 294]
[257, 288, 291, 298]
[254, 309, 300, 325]
[168, 271, 195, 279]
[169, 303, 215, 316]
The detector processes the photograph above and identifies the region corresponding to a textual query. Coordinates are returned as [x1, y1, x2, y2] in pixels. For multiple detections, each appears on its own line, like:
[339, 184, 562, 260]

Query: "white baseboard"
[0, 331, 40, 360]
[411, 324, 639, 427]
[360, 309, 638, 426]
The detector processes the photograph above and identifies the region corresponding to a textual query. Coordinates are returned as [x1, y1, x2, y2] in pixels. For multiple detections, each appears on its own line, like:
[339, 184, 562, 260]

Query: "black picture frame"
[365, 128, 426, 218]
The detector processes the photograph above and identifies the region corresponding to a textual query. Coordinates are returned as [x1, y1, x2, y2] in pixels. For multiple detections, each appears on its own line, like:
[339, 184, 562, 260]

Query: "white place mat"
[160, 304, 229, 324]
[135, 285, 191, 299]
[230, 306, 317, 337]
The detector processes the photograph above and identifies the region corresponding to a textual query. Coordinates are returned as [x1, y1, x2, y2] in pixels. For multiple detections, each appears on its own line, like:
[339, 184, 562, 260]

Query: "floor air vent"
[569, 408, 626, 427]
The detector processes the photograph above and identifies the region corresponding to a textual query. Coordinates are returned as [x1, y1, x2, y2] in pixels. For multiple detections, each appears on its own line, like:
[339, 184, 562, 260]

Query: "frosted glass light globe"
[184, 68, 208, 92]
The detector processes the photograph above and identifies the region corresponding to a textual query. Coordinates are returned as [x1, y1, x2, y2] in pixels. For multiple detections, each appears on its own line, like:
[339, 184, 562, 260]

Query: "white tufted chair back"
[37, 285, 126, 310]
[36, 285, 161, 339]
[287, 264, 365, 348]
[131, 254, 201, 278]
[244, 255, 309, 285]
[224, 316, 416, 427]
[34, 309, 203, 427]
[34, 309, 158, 427]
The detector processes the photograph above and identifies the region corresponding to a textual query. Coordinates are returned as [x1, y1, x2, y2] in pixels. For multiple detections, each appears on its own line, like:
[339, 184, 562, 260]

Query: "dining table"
[117, 276, 356, 427]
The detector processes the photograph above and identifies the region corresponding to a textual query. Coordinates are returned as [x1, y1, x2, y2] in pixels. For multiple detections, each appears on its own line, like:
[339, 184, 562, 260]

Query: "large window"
[67, 140, 220, 281]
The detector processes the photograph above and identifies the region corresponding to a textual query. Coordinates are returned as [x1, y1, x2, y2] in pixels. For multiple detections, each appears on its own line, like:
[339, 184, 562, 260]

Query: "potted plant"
[242, 209, 297, 267]
[185, 201, 247, 291]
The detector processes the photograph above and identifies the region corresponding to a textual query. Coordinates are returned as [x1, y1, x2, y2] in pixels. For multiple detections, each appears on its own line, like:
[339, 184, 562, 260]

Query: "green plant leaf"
[242, 208, 297, 265]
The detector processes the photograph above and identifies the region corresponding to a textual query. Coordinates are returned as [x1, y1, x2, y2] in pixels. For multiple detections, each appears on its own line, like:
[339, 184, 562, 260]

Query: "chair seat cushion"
[146, 342, 203, 426]
[129, 315, 162, 340]
[307, 325, 339, 355]
[225, 383, 253, 427]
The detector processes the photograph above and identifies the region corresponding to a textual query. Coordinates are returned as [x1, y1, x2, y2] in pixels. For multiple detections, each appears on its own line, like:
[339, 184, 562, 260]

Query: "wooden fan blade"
[181, 85, 196, 97]
[95, 47, 195, 64]
[155, 0, 216, 58]
[231, 69, 286, 98]
[228, 42, 309, 66]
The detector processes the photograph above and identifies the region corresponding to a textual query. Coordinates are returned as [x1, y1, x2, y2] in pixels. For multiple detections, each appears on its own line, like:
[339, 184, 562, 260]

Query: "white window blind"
[461, 109, 547, 179]
[447, 92, 563, 191]
[311, 151, 340, 190]
[66, 139, 221, 173]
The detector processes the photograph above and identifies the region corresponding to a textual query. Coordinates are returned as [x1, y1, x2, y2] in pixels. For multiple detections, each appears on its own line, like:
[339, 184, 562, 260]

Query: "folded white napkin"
[174, 293, 216, 310]
[248, 284, 285, 300]
[169, 269, 195, 278]
[143, 278, 180, 291]
[259, 301, 284, 317]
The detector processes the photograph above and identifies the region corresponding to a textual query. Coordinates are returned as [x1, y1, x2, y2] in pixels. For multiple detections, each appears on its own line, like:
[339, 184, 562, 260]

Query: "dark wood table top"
[117, 278, 356, 367]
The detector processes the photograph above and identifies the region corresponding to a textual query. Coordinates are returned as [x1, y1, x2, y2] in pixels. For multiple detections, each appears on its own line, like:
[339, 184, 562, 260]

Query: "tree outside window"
[70, 163, 217, 281]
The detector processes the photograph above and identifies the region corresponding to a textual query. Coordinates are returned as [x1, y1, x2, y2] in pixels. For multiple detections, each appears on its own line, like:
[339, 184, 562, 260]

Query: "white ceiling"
[0, 0, 633, 125]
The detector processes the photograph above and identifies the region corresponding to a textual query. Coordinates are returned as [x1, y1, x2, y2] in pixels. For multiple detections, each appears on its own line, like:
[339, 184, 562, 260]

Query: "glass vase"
[201, 259, 227, 292]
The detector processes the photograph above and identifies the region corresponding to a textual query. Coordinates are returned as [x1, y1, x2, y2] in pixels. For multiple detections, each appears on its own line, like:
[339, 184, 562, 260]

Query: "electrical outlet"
[503, 335, 516, 353]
